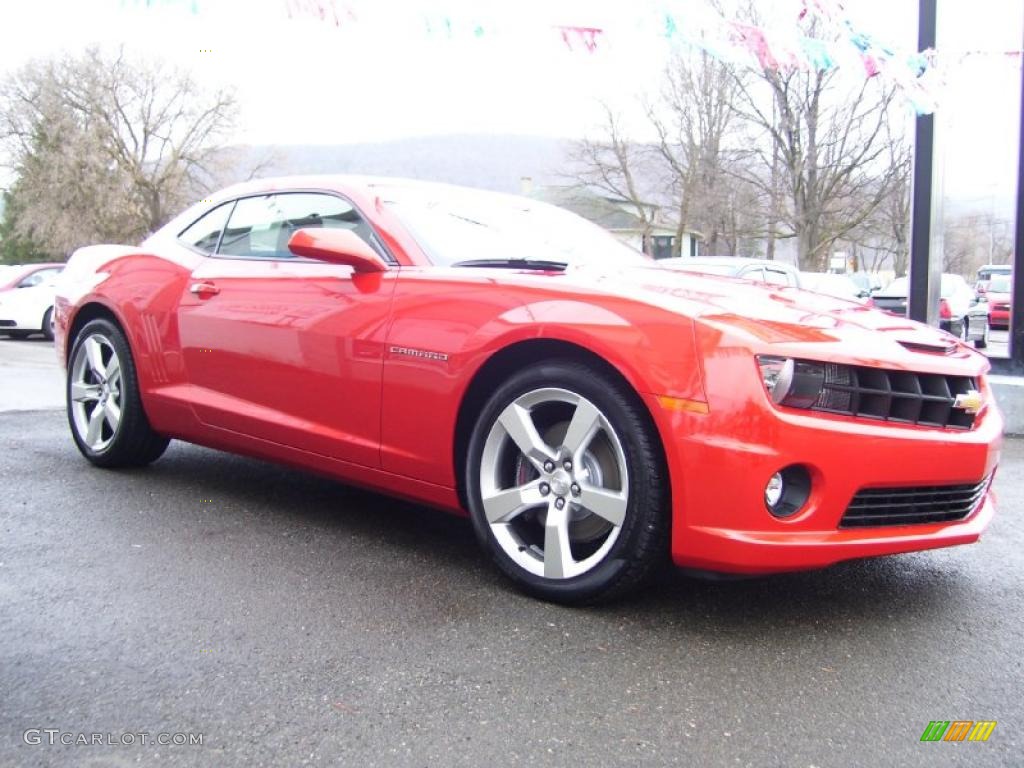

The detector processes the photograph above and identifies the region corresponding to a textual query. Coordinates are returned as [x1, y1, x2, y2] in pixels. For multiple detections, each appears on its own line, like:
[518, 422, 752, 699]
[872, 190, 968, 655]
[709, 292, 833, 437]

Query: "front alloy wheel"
[466, 360, 668, 603]
[480, 387, 629, 580]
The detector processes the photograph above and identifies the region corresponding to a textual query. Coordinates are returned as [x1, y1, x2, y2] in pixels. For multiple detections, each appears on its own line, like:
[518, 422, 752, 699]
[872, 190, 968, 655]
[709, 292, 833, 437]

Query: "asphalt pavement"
[0, 338, 1022, 767]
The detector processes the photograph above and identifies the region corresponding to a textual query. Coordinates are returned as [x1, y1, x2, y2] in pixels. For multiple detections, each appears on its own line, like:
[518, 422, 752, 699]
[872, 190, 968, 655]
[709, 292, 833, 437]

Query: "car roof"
[211, 174, 499, 204]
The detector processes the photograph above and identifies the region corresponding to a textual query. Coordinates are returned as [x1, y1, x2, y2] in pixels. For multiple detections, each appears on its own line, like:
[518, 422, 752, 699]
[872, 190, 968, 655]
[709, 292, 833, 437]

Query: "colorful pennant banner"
[119, 0, 1022, 115]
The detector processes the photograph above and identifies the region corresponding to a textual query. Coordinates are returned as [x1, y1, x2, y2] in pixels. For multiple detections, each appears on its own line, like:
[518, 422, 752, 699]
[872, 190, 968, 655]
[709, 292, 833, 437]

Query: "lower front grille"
[0, 320, 15, 327]
[840, 477, 990, 528]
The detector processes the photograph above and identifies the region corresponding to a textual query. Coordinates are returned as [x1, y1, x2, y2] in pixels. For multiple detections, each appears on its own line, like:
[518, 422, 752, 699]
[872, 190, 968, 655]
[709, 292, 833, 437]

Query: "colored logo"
[953, 390, 985, 414]
[920, 720, 996, 742]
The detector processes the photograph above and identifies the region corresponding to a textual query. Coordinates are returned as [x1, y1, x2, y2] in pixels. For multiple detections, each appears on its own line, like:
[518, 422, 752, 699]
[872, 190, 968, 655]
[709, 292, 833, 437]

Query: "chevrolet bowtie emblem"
[953, 390, 985, 414]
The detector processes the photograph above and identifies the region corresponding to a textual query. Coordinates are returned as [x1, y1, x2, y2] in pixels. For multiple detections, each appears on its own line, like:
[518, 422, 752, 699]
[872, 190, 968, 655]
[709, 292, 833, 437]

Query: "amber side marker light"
[656, 396, 709, 415]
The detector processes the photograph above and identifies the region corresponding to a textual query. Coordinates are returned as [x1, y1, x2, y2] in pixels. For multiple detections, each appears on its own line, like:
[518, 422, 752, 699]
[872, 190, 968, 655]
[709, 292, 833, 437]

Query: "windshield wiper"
[451, 258, 567, 271]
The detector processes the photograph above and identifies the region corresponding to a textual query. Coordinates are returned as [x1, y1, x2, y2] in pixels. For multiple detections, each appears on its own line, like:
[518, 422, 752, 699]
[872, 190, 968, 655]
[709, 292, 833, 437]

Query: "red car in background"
[986, 274, 1012, 330]
[54, 177, 1002, 603]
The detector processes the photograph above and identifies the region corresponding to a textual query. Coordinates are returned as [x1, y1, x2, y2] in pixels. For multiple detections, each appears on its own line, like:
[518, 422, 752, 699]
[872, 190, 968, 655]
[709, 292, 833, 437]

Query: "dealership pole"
[907, 0, 942, 328]
[1008, 39, 1024, 372]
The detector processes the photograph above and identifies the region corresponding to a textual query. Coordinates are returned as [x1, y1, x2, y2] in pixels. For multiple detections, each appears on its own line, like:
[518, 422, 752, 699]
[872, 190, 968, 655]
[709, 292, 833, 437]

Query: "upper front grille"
[841, 477, 990, 528]
[811, 364, 978, 430]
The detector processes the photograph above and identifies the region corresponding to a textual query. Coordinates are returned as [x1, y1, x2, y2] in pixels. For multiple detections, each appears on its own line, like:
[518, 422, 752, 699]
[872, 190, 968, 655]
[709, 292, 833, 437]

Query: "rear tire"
[976, 323, 989, 349]
[465, 360, 668, 604]
[67, 318, 169, 468]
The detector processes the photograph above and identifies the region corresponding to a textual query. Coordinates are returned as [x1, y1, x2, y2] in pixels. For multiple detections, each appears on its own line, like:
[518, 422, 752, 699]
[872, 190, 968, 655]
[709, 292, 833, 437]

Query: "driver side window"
[217, 193, 381, 260]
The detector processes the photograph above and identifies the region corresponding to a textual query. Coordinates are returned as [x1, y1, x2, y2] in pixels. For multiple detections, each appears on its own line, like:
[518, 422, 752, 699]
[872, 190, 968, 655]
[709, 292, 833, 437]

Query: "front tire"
[465, 360, 668, 604]
[67, 318, 169, 467]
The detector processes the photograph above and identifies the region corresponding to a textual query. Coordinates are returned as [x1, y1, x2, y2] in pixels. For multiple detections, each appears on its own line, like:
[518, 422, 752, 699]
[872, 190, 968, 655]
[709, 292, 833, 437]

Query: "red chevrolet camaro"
[54, 176, 1003, 603]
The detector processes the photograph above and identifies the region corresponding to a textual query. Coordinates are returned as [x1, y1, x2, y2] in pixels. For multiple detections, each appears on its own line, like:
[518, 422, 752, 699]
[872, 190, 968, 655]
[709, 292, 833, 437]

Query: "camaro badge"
[953, 390, 985, 414]
[389, 345, 449, 362]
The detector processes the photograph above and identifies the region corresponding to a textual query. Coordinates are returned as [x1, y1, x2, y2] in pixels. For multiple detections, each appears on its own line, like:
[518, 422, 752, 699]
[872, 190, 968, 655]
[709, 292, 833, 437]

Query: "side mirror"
[287, 228, 388, 273]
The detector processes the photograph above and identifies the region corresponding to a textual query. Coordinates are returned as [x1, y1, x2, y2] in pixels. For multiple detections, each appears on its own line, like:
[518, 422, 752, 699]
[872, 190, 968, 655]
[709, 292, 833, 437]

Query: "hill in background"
[244, 134, 575, 195]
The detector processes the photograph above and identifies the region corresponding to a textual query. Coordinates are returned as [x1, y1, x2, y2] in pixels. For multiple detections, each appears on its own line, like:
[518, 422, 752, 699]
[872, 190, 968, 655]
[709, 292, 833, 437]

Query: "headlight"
[756, 356, 825, 408]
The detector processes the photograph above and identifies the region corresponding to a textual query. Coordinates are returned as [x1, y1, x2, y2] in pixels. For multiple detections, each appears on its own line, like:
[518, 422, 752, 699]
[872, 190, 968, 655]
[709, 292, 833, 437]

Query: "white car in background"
[659, 256, 802, 287]
[0, 264, 65, 340]
[799, 272, 872, 303]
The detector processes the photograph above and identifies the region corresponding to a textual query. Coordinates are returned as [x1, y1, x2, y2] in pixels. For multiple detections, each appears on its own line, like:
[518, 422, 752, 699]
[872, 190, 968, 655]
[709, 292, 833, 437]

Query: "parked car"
[849, 271, 884, 296]
[799, 272, 870, 303]
[0, 266, 64, 340]
[0, 262, 65, 291]
[975, 264, 1012, 297]
[659, 256, 801, 288]
[55, 176, 1001, 603]
[985, 274, 1012, 330]
[872, 274, 985, 344]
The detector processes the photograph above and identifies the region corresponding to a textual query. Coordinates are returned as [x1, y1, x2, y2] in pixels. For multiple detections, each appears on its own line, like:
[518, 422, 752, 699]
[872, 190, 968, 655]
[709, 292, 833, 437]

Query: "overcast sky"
[1, 0, 1022, 214]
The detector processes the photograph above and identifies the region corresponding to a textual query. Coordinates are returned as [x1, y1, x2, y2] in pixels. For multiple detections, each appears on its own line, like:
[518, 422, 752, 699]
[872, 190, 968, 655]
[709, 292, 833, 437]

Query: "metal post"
[908, 0, 942, 325]
[992, 51, 1024, 375]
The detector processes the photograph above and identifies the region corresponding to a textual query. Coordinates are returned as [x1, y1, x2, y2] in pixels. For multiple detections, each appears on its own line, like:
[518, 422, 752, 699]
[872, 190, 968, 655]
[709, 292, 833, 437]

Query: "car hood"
[562, 264, 987, 375]
[987, 292, 1011, 303]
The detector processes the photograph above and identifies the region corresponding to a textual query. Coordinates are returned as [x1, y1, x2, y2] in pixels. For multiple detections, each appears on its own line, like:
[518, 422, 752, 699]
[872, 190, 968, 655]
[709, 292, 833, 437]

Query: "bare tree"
[567, 106, 659, 254]
[730, 63, 902, 271]
[0, 47, 239, 256]
[845, 125, 912, 275]
[943, 213, 1015, 278]
[644, 50, 745, 255]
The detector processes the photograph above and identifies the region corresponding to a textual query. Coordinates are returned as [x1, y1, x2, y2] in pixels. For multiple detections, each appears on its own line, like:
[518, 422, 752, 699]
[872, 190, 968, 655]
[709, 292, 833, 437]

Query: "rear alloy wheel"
[67, 319, 169, 467]
[465, 360, 668, 604]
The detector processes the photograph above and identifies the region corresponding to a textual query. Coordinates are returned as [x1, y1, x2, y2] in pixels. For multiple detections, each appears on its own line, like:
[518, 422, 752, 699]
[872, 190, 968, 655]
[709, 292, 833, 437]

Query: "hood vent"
[897, 339, 957, 356]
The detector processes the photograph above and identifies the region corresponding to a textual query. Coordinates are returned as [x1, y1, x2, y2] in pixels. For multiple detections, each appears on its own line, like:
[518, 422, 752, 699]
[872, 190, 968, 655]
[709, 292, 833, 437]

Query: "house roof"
[530, 185, 699, 237]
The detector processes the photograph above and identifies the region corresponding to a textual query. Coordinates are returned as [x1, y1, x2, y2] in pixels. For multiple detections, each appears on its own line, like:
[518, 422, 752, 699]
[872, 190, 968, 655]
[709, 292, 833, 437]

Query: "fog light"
[764, 465, 812, 518]
[765, 472, 784, 507]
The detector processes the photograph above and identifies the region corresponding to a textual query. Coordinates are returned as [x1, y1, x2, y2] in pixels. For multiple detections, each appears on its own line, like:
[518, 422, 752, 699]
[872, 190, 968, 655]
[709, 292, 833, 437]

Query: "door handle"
[189, 281, 220, 297]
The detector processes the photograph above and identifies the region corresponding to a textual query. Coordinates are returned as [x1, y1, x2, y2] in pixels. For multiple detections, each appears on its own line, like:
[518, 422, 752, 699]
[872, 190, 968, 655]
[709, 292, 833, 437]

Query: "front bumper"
[648, 344, 1002, 574]
[0, 317, 38, 331]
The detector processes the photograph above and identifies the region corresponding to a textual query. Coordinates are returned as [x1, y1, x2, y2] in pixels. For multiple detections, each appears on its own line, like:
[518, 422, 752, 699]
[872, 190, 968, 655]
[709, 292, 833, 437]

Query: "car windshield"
[989, 276, 1012, 293]
[877, 276, 961, 299]
[382, 187, 651, 268]
[802, 274, 860, 299]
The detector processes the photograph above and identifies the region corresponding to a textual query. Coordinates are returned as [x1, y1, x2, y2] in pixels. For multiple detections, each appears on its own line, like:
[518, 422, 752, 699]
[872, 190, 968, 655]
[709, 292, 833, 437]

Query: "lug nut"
[539, 482, 550, 496]
[563, 460, 572, 471]
[554, 497, 565, 510]
[570, 483, 580, 496]
[543, 460, 555, 473]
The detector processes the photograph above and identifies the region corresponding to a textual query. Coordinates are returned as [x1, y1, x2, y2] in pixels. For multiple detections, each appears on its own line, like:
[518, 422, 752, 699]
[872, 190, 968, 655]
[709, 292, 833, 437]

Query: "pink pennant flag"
[556, 26, 604, 53]
[729, 22, 779, 70]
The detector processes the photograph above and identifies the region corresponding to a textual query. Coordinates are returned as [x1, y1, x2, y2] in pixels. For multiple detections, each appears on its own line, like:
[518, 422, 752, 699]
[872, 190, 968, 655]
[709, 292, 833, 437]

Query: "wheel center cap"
[549, 469, 571, 497]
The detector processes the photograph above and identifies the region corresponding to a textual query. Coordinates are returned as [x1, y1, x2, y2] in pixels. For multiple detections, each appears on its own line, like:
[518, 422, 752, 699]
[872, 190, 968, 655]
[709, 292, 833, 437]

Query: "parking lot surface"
[0, 401, 1021, 767]
[1, 334, 1022, 766]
